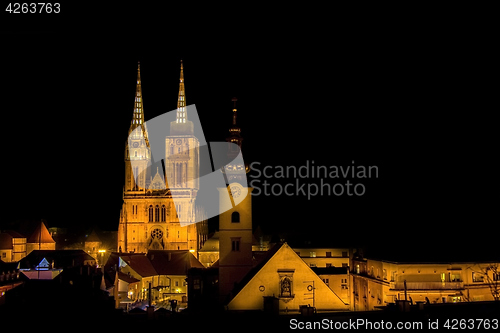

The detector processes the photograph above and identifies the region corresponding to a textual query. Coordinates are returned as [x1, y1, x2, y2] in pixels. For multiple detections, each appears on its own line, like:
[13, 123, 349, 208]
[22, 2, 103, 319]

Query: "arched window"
[148, 205, 153, 222]
[155, 205, 160, 222]
[161, 205, 166, 222]
[231, 211, 240, 223]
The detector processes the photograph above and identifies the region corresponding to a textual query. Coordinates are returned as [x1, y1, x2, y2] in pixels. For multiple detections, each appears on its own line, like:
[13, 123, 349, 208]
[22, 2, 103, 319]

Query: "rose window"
[151, 228, 163, 239]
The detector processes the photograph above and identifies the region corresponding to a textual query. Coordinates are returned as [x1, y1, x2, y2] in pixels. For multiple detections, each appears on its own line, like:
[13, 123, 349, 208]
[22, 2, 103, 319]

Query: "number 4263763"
[6, 3, 61, 14]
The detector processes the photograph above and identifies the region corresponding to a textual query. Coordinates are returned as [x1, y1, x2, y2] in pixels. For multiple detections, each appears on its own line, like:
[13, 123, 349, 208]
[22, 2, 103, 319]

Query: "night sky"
[2, 7, 497, 258]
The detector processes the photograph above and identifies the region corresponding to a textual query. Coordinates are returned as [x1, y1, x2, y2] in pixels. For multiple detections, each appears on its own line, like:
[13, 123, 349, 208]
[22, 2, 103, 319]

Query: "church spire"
[176, 60, 187, 123]
[131, 61, 145, 128]
[129, 61, 149, 145]
[227, 97, 242, 148]
[170, 60, 194, 135]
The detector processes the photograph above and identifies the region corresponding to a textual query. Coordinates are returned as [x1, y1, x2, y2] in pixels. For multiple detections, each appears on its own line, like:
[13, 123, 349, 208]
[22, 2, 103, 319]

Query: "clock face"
[176, 139, 182, 145]
[132, 142, 139, 148]
[230, 184, 242, 198]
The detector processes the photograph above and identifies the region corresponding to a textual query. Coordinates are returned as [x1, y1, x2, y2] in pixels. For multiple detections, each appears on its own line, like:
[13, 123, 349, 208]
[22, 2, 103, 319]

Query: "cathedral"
[117, 61, 208, 256]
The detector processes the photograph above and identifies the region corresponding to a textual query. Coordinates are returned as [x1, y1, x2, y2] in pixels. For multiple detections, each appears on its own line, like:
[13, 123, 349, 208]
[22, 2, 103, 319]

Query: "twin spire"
[176, 60, 187, 123]
[132, 61, 239, 138]
[128, 61, 149, 147]
[131, 61, 145, 127]
[131, 60, 188, 126]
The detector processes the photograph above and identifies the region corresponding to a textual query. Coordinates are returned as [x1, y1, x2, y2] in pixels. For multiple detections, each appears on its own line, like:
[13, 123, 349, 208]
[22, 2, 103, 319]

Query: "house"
[226, 243, 350, 313]
[293, 247, 351, 268]
[105, 250, 204, 310]
[26, 221, 56, 254]
[18, 249, 96, 280]
[0, 231, 26, 262]
[352, 255, 500, 311]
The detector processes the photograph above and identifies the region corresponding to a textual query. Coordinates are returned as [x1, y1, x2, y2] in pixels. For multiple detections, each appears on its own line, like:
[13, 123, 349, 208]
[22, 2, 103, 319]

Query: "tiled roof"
[106, 250, 204, 278]
[27, 222, 55, 244]
[147, 250, 204, 275]
[19, 250, 95, 269]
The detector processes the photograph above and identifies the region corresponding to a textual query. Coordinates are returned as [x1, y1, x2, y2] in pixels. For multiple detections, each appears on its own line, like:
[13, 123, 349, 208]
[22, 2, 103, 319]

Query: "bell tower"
[218, 98, 253, 303]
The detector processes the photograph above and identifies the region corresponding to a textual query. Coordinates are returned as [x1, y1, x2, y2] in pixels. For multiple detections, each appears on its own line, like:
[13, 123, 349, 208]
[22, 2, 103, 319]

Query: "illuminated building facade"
[108, 250, 204, 310]
[0, 231, 26, 262]
[117, 62, 208, 256]
[352, 256, 500, 311]
[26, 221, 56, 254]
[226, 243, 350, 312]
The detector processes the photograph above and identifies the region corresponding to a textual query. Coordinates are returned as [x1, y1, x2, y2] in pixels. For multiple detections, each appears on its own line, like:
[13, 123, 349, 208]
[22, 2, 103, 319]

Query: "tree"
[467, 263, 500, 301]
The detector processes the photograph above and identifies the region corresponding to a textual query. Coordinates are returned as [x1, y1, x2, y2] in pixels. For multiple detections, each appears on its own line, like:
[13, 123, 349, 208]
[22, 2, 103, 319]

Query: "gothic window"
[175, 204, 181, 219]
[133, 167, 139, 190]
[161, 205, 166, 222]
[151, 228, 163, 239]
[231, 211, 240, 223]
[155, 205, 160, 222]
[148, 205, 153, 222]
[170, 145, 174, 155]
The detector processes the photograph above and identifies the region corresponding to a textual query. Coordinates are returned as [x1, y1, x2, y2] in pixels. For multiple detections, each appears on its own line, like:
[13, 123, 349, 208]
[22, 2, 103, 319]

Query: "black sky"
[1, 7, 497, 258]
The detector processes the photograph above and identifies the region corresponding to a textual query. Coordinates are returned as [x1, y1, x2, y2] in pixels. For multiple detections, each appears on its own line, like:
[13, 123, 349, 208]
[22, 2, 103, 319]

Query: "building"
[0, 221, 56, 262]
[313, 266, 351, 305]
[26, 221, 56, 255]
[0, 231, 26, 262]
[352, 255, 500, 311]
[106, 250, 204, 310]
[294, 247, 351, 268]
[117, 61, 208, 256]
[84, 229, 112, 266]
[198, 231, 219, 267]
[227, 243, 350, 313]
[18, 249, 96, 280]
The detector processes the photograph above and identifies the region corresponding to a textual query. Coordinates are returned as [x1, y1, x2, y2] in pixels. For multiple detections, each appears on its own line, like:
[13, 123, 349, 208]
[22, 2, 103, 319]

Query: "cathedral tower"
[118, 61, 207, 255]
[124, 62, 151, 193]
[165, 60, 200, 226]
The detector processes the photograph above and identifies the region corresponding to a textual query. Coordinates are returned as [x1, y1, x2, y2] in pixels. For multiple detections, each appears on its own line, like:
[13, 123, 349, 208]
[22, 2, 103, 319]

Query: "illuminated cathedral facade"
[117, 61, 208, 256]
